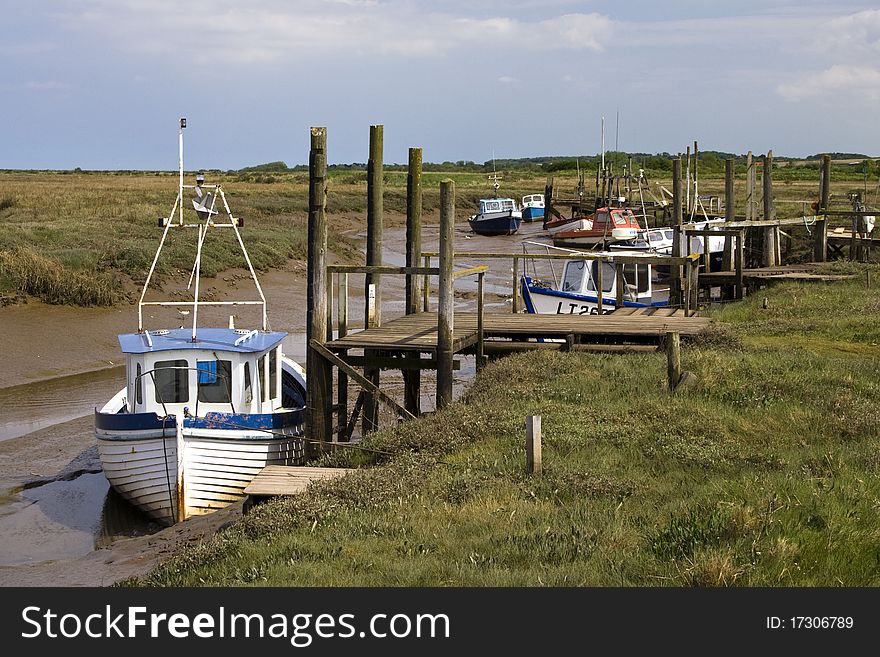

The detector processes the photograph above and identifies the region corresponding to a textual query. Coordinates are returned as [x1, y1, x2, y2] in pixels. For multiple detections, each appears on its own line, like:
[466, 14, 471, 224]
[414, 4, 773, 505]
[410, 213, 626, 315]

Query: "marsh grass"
[125, 273, 880, 587]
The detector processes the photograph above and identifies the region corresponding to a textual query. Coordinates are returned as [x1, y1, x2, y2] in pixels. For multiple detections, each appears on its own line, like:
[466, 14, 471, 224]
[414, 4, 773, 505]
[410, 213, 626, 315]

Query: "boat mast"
[179, 117, 185, 226]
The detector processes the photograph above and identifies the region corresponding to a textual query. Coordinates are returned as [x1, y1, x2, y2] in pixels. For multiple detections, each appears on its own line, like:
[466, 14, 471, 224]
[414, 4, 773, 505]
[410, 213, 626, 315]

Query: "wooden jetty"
[302, 127, 869, 449]
[243, 465, 354, 510]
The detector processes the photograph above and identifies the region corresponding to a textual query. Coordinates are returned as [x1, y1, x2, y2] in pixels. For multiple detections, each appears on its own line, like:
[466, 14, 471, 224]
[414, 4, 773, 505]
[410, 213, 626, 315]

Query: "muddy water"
[0, 367, 125, 442]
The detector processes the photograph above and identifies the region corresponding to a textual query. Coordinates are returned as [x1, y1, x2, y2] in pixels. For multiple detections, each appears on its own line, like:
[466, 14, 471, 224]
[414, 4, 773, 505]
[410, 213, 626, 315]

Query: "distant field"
[0, 162, 876, 305]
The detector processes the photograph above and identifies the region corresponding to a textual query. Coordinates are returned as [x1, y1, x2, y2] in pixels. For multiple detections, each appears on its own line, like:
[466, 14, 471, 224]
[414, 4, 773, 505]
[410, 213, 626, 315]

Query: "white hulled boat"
[94, 119, 307, 525]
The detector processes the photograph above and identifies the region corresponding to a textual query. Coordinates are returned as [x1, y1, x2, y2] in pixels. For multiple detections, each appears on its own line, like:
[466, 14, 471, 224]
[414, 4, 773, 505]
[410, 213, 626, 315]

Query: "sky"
[1, 0, 879, 170]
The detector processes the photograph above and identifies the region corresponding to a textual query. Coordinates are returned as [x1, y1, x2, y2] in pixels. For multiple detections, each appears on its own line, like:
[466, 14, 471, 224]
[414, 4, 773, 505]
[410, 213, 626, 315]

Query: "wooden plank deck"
[244, 466, 355, 497]
[700, 264, 856, 285]
[325, 311, 713, 353]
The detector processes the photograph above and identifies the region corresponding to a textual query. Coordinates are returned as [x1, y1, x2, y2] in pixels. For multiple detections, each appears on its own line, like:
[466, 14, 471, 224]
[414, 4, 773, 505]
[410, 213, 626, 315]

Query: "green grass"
[126, 272, 880, 587]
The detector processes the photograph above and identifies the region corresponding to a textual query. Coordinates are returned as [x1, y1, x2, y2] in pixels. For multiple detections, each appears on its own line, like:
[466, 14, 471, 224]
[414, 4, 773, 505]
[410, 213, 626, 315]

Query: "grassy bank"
[127, 272, 880, 587]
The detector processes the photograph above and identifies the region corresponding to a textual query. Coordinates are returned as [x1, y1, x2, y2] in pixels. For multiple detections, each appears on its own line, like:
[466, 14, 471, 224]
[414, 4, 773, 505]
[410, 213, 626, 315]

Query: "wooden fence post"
[404, 147, 423, 416]
[363, 124, 383, 435]
[437, 179, 455, 410]
[306, 126, 332, 452]
[762, 151, 777, 267]
[526, 415, 542, 475]
[666, 331, 681, 392]
[671, 157, 683, 306]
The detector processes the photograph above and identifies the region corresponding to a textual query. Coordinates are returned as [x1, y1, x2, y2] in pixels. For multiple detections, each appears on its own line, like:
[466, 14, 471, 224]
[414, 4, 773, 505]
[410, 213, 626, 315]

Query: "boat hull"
[521, 206, 544, 222]
[468, 211, 522, 236]
[521, 277, 667, 316]
[545, 217, 592, 235]
[95, 410, 306, 525]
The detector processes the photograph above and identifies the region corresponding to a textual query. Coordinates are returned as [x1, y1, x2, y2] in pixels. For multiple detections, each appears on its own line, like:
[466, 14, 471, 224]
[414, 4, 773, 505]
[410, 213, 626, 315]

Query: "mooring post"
[735, 229, 745, 300]
[437, 180, 455, 410]
[615, 261, 625, 308]
[543, 176, 554, 228]
[762, 151, 777, 267]
[363, 124, 384, 435]
[306, 126, 332, 452]
[512, 256, 520, 313]
[666, 331, 681, 392]
[404, 147, 423, 417]
[722, 159, 735, 280]
[336, 273, 348, 442]
[814, 154, 830, 262]
[525, 415, 542, 476]
[745, 151, 755, 222]
[671, 157, 683, 306]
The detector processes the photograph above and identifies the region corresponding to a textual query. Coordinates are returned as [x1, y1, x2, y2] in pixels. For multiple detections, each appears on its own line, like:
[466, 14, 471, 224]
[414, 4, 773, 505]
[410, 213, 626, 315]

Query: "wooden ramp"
[244, 466, 355, 497]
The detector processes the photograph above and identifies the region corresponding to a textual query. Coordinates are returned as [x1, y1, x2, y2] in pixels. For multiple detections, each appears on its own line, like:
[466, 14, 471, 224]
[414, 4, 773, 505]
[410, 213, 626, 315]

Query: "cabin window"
[135, 363, 142, 405]
[243, 362, 252, 404]
[587, 262, 615, 293]
[154, 359, 189, 404]
[197, 359, 232, 403]
[664, 230, 674, 241]
[612, 212, 628, 226]
[269, 348, 278, 400]
[488, 201, 500, 211]
[258, 355, 266, 402]
[562, 261, 586, 292]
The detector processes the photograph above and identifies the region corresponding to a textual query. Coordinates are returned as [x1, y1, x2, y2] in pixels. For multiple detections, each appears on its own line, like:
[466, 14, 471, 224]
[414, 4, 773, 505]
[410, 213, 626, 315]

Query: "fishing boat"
[94, 119, 307, 526]
[521, 194, 545, 222]
[552, 207, 642, 248]
[543, 213, 593, 236]
[468, 172, 522, 236]
[521, 251, 668, 316]
[608, 227, 674, 256]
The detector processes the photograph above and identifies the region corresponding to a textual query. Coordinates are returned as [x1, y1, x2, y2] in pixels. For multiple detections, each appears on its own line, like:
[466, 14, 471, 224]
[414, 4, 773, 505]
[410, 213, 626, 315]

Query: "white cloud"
[497, 76, 518, 84]
[819, 9, 880, 55]
[24, 80, 70, 91]
[777, 65, 880, 101]
[55, 2, 613, 64]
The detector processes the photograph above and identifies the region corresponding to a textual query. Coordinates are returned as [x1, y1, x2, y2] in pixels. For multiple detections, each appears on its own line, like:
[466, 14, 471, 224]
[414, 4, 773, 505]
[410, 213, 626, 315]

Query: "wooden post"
[735, 229, 745, 300]
[762, 152, 777, 267]
[543, 176, 554, 229]
[404, 147, 423, 417]
[814, 154, 830, 262]
[437, 180, 455, 410]
[422, 254, 431, 312]
[512, 256, 520, 313]
[745, 151, 755, 222]
[685, 145, 691, 215]
[363, 124, 383, 435]
[476, 272, 485, 371]
[666, 331, 681, 392]
[336, 273, 348, 442]
[306, 126, 332, 452]
[723, 159, 735, 280]
[525, 415, 542, 476]
[671, 158, 683, 306]
[615, 261, 625, 308]
[596, 258, 604, 314]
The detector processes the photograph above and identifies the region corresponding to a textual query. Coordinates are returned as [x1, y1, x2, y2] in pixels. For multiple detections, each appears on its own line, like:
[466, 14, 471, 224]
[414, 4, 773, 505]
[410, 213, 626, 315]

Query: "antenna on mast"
[178, 117, 186, 226]
[488, 152, 502, 196]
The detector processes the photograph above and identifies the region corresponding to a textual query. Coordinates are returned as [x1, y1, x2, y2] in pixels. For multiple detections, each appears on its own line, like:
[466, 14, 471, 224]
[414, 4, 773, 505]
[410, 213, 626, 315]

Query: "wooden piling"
[814, 154, 830, 262]
[437, 180, 455, 410]
[363, 124, 383, 435]
[666, 331, 681, 393]
[762, 152, 777, 267]
[306, 127, 332, 451]
[336, 273, 348, 442]
[615, 261, 625, 308]
[404, 147, 423, 416]
[745, 151, 756, 222]
[671, 158, 683, 306]
[735, 229, 745, 300]
[525, 415, 542, 476]
[722, 159, 735, 279]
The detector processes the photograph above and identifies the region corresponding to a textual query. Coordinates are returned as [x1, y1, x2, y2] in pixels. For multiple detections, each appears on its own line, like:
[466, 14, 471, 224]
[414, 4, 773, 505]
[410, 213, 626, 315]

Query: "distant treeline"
[235, 150, 879, 176]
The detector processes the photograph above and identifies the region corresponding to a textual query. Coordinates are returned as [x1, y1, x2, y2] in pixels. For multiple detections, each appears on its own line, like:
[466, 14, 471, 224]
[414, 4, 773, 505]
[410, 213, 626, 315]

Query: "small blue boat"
[521, 194, 545, 222]
[468, 197, 522, 236]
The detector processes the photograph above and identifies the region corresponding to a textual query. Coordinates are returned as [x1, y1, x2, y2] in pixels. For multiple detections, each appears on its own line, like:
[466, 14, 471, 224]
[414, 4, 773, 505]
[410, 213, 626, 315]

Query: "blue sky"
[2, 1, 879, 169]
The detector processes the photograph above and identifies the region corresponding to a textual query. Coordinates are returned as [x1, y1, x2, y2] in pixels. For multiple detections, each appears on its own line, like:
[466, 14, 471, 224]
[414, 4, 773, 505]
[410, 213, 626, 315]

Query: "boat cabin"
[119, 328, 289, 418]
[479, 198, 517, 215]
[522, 194, 544, 208]
[559, 257, 652, 303]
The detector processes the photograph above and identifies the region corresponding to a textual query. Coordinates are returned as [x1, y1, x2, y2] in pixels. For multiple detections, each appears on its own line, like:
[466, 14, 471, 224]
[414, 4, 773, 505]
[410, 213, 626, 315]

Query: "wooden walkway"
[325, 310, 713, 355]
[244, 466, 355, 497]
[699, 263, 856, 286]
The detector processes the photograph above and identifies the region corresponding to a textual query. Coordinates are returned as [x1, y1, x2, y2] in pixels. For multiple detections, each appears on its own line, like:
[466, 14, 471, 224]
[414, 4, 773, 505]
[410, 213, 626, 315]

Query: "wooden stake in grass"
[526, 415, 542, 476]
[666, 331, 681, 393]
